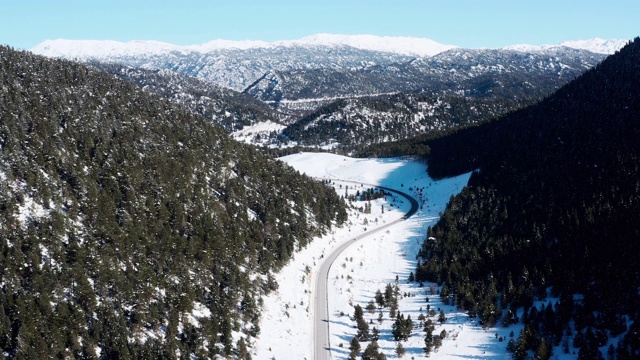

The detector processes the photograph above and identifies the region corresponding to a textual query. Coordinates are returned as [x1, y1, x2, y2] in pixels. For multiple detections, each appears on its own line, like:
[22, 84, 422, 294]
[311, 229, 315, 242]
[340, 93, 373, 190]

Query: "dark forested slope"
[0, 46, 346, 358]
[415, 38, 640, 358]
[90, 63, 289, 132]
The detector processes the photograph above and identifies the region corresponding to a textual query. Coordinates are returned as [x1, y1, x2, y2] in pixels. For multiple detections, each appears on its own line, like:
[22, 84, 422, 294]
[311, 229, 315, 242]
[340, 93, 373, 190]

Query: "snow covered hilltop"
[31, 34, 627, 59]
[31, 33, 458, 59]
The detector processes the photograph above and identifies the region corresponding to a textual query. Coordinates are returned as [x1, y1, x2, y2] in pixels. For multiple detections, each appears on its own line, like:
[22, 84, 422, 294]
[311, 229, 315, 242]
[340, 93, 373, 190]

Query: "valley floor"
[252, 153, 537, 359]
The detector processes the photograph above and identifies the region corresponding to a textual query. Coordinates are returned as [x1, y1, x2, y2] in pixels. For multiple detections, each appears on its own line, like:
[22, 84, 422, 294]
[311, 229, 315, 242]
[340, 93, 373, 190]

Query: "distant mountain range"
[32, 34, 457, 59]
[31, 35, 628, 149]
[31, 35, 627, 93]
[31, 34, 626, 59]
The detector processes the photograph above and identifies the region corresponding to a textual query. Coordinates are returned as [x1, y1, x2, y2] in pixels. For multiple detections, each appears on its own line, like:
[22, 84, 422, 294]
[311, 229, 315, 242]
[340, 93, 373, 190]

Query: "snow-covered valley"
[252, 153, 610, 360]
[252, 153, 476, 359]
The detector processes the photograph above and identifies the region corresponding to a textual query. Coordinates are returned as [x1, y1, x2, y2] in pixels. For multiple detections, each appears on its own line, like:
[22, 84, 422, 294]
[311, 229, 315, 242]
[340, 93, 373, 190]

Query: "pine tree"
[395, 342, 406, 358]
[375, 289, 385, 308]
[438, 309, 446, 324]
[371, 326, 380, 341]
[349, 336, 361, 360]
[534, 337, 551, 360]
[362, 340, 386, 360]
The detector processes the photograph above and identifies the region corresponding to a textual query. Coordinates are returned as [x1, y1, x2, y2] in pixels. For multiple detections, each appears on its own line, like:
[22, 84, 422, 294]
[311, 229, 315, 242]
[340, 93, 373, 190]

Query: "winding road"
[313, 179, 420, 360]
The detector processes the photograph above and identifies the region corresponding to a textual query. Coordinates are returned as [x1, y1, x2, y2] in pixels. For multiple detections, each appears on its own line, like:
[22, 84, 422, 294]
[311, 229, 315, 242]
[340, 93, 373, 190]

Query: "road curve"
[313, 179, 420, 360]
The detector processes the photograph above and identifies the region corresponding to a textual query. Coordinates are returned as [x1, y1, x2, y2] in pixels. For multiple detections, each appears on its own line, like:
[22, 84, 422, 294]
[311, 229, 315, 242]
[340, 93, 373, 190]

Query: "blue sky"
[1, 0, 637, 50]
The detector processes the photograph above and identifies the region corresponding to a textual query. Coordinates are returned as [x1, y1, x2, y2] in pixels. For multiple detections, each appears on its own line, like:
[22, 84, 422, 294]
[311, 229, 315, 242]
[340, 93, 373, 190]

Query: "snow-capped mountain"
[31, 35, 455, 92]
[292, 33, 456, 57]
[33, 42, 416, 92]
[32, 35, 620, 99]
[504, 38, 628, 55]
[559, 38, 629, 55]
[32, 34, 456, 59]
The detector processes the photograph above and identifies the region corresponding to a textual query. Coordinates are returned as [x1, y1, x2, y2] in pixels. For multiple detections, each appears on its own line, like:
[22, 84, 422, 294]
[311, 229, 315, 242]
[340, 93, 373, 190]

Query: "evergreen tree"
[361, 340, 386, 360]
[349, 336, 361, 360]
[395, 342, 406, 358]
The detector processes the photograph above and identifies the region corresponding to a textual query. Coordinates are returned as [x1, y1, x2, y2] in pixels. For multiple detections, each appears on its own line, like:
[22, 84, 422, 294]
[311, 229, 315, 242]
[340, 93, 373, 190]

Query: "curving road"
[313, 179, 420, 360]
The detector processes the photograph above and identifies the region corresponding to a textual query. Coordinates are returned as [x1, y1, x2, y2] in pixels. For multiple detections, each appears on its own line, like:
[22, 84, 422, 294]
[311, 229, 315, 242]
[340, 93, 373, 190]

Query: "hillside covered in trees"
[0, 46, 346, 358]
[90, 62, 290, 132]
[414, 38, 640, 358]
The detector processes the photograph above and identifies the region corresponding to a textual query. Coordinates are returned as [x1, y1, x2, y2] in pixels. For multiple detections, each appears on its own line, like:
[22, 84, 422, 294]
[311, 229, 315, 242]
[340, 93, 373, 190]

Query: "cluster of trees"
[0, 46, 347, 358]
[348, 283, 401, 359]
[422, 317, 446, 356]
[413, 38, 640, 358]
[391, 313, 413, 341]
[502, 298, 637, 360]
[249, 46, 604, 110]
[343, 188, 387, 215]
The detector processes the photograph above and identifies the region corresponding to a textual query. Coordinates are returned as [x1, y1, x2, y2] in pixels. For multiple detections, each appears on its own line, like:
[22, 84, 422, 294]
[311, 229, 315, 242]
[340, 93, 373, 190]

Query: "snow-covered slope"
[32, 39, 183, 58]
[559, 38, 629, 55]
[505, 38, 628, 55]
[294, 33, 456, 57]
[32, 34, 456, 59]
[32, 35, 627, 60]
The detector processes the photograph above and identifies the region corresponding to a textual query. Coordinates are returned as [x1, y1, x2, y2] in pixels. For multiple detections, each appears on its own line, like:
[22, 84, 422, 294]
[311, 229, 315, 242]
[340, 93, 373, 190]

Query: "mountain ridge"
[31, 34, 628, 59]
[31, 34, 456, 59]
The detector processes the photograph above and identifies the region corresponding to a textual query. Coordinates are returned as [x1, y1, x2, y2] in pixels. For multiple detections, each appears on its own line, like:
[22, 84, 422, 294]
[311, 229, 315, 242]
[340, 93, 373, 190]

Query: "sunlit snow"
[252, 153, 478, 359]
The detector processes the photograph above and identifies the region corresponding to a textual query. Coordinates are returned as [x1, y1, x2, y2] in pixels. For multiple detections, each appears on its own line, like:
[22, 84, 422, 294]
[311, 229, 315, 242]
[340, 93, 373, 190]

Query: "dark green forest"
[90, 63, 287, 132]
[0, 46, 346, 358]
[412, 38, 640, 358]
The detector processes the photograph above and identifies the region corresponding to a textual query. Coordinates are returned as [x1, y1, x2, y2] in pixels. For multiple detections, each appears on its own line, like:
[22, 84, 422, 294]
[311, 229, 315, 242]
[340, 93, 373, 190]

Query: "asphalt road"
[313, 179, 420, 360]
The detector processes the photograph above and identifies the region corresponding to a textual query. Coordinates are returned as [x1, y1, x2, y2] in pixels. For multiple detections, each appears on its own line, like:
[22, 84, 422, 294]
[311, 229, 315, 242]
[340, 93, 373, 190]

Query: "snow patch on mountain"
[31, 39, 183, 58]
[293, 33, 457, 57]
[505, 38, 628, 55]
[559, 38, 629, 55]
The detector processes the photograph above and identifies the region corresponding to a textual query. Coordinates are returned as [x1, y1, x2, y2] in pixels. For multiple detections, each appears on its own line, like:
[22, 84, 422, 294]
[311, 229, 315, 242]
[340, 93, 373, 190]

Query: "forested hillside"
[90, 63, 290, 132]
[245, 47, 605, 107]
[284, 90, 535, 149]
[0, 46, 346, 358]
[415, 38, 640, 358]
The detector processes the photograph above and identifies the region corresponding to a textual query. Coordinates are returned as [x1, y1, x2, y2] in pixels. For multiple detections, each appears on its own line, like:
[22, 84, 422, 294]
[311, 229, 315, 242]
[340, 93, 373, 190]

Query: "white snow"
[31, 39, 185, 59]
[559, 38, 629, 55]
[231, 120, 286, 146]
[505, 38, 628, 55]
[32, 35, 628, 62]
[8, 180, 50, 227]
[31, 34, 457, 59]
[294, 34, 457, 57]
[253, 153, 476, 359]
